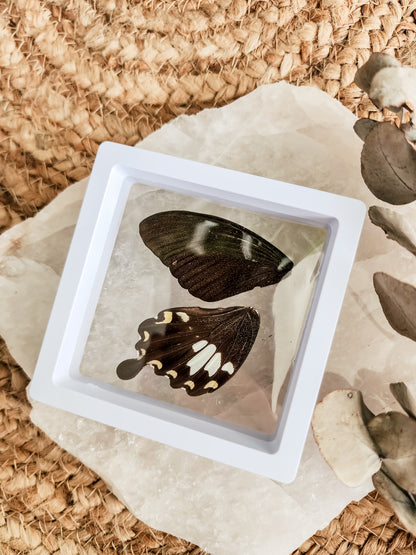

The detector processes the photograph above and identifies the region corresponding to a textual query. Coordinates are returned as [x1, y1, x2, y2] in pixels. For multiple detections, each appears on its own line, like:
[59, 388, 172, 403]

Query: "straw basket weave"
[0, 0, 415, 552]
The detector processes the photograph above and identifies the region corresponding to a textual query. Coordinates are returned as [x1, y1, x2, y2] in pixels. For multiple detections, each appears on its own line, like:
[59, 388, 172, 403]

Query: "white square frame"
[30, 142, 365, 483]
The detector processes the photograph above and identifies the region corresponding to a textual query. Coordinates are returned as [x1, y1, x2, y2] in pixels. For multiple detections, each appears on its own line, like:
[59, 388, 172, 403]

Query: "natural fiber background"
[0, 0, 416, 553]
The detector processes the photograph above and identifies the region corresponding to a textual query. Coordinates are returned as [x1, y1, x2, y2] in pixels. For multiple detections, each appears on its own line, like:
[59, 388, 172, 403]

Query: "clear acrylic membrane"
[79, 182, 327, 434]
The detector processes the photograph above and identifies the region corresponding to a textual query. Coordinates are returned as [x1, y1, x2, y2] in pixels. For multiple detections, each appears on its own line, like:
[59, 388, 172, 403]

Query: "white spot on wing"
[188, 220, 217, 255]
[192, 340, 208, 352]
[187, 343, 216, 375]
[156, 311, 173, 324]
[241, 232, 253, 260]
[204, 352, 222, 377]
[176, 311, 190, 322]
[204, 380, 219, 390]
[221, 362, 234, 375]
[148, 359, 163, 369]
[137, 348, 146, 360]
[278, 257, 290, 271]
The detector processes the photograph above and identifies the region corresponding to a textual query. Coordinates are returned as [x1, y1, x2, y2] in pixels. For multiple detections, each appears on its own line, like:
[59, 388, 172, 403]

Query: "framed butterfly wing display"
[139, 210, 294, 302]
[117, 306, 260, 396]
[30, 144, 366, 482]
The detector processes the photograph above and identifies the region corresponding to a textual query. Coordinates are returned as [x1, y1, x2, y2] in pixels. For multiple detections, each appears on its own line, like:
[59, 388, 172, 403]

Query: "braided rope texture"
[0, 0, 415, 231]
[293, 492, 416, 555]
[0, 0, 416, 553]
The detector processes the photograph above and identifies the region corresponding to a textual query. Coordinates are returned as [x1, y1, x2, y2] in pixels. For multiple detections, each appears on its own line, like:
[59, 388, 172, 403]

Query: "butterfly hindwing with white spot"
[139, 211, 293, 302]
[116, 306, 260, 396]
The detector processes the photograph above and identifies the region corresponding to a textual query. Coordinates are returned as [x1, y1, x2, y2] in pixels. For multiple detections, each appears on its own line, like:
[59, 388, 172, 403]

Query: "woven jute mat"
[1, 0, 416, 553]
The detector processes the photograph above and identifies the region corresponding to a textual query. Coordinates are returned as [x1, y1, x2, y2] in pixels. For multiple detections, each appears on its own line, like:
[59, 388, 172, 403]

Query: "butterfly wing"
[116, 306, 259, 396]
[139, 211, 293, 301]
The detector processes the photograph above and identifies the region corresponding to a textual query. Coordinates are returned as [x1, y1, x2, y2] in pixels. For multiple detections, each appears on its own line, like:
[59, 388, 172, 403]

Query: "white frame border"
[30, 142, 365, 483]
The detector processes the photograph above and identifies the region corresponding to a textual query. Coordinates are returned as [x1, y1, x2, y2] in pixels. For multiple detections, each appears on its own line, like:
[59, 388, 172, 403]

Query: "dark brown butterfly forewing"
[139, 211, 293, 301]
[116, 306, 260, 396]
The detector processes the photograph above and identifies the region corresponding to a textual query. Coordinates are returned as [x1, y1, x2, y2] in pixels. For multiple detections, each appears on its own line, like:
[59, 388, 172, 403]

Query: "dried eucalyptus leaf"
[368, 206, 416, 256]
[373, 273, 416, 341]
[390, 382, 416, 420]
[355, 53, 400, 95]
[370, 67, 416, 113]
[367, 412, 416, 492]
[354, 119, 378, 142]
[373, 469, 416, 535]
[312, 390, 380, 487]
[367, 412, 416, 457]
[361, 122, 416, 205]
[369, 65, 416, 145]
[382, 459, 416, 495]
